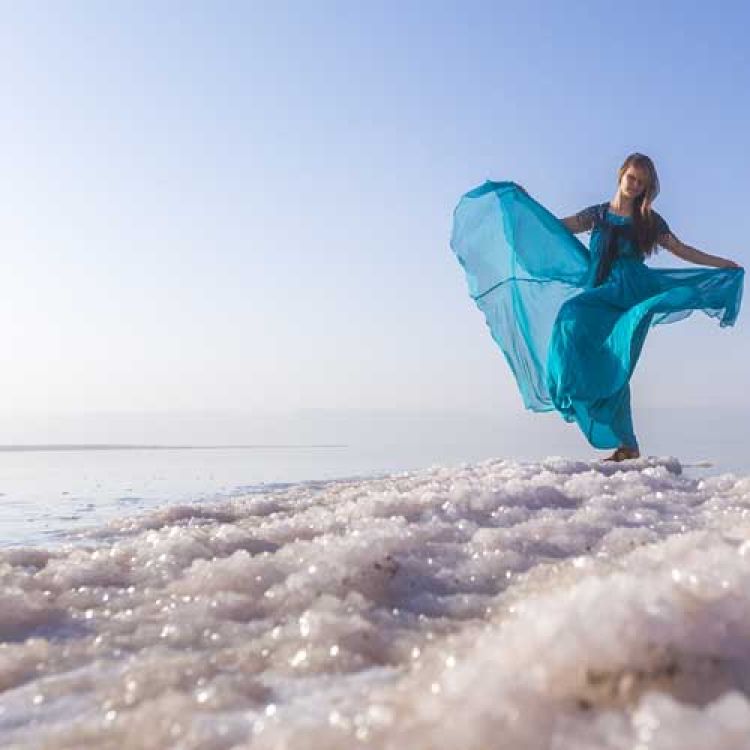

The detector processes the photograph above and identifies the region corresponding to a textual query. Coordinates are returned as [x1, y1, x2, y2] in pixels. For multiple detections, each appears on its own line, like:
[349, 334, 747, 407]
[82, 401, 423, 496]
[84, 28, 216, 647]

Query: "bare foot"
[603, 446, 640, 462]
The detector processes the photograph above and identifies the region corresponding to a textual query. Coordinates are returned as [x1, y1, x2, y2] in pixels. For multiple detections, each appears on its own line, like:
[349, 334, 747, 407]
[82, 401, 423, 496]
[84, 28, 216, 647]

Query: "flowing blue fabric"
[450, 181, 745, 449]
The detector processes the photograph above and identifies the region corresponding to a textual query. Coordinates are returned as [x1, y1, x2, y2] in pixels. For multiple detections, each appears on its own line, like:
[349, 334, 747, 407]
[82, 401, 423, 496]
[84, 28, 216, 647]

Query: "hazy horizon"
[0, 406, 745, 473]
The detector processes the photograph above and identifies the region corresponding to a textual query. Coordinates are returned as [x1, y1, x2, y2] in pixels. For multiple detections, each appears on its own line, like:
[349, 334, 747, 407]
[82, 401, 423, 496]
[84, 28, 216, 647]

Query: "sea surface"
[0, 445, 366, 549]
[0, 439, 541, 549]
[1, 405, 747, 549]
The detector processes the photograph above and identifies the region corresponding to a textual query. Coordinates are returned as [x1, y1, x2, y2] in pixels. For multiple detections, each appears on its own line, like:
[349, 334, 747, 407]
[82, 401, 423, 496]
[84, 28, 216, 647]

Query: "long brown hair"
[618, 153, 663, 257]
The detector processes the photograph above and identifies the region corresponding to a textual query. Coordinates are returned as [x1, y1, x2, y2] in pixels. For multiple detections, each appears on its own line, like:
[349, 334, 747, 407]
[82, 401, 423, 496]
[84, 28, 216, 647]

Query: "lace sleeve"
[563, 205, 599, 234]
[653, 211, 670, 240]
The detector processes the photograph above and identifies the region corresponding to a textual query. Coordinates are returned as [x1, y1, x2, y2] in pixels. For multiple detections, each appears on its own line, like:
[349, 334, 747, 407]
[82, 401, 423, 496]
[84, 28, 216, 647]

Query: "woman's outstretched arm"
[658, 231, 743, 269]
[561, 215, 590, 234]
[560, 208, 596, 235]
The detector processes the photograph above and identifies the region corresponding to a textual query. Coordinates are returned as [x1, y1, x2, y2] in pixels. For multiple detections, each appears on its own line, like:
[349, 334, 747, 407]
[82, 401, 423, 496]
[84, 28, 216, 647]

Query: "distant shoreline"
[0, 444, 348, 453]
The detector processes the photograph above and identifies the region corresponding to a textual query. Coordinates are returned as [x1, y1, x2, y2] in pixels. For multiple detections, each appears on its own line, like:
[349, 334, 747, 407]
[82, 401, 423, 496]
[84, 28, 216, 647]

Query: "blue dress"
[450, 181, 745, 450]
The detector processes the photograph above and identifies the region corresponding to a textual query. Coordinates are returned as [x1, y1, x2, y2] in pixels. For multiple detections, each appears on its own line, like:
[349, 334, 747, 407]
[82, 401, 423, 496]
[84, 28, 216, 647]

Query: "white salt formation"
[2, 456, 750, 749]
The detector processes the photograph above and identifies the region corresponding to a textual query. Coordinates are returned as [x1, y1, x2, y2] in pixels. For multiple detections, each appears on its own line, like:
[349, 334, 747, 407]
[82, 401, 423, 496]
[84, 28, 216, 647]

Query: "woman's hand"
[718, 259, 743, 269]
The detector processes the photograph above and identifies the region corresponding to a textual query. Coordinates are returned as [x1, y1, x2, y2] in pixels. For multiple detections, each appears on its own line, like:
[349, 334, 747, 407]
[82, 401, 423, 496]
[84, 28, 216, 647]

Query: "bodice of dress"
[592, 211, 642, 262]
[586, 206, 657, 287]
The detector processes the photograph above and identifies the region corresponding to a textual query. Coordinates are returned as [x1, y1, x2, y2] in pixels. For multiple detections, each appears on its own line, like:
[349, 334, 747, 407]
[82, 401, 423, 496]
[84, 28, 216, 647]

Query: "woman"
[450, 153, 744, 461]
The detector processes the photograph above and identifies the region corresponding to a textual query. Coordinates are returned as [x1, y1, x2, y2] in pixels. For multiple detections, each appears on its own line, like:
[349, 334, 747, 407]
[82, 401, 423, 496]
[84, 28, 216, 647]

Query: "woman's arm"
[658, 231, 743, 269]
[561, 215, 589, 234]
[560, 208, 596, 235]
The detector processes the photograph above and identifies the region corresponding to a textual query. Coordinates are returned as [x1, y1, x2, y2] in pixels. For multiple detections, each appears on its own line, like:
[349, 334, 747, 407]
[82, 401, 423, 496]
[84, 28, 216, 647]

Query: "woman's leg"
[604, 385, 640, 460]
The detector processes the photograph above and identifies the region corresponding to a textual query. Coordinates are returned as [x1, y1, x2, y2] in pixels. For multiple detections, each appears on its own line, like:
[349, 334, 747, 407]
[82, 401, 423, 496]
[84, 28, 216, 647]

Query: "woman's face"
[619, 164, 649, 199]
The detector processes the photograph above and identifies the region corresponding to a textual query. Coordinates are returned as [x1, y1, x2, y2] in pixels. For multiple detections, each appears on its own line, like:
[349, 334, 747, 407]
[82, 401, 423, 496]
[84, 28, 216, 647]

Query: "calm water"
[0, 445, 397, 548]
[1, 407, 747, 548]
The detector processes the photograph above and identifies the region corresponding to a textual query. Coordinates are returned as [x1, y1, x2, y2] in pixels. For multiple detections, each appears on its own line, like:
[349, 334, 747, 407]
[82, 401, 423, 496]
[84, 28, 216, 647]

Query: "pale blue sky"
[1, 2, 748, 436]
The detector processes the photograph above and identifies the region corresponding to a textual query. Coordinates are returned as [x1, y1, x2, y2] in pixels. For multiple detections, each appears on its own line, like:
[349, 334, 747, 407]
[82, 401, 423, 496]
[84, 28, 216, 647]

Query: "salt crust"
[1, 456, 750, 748]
